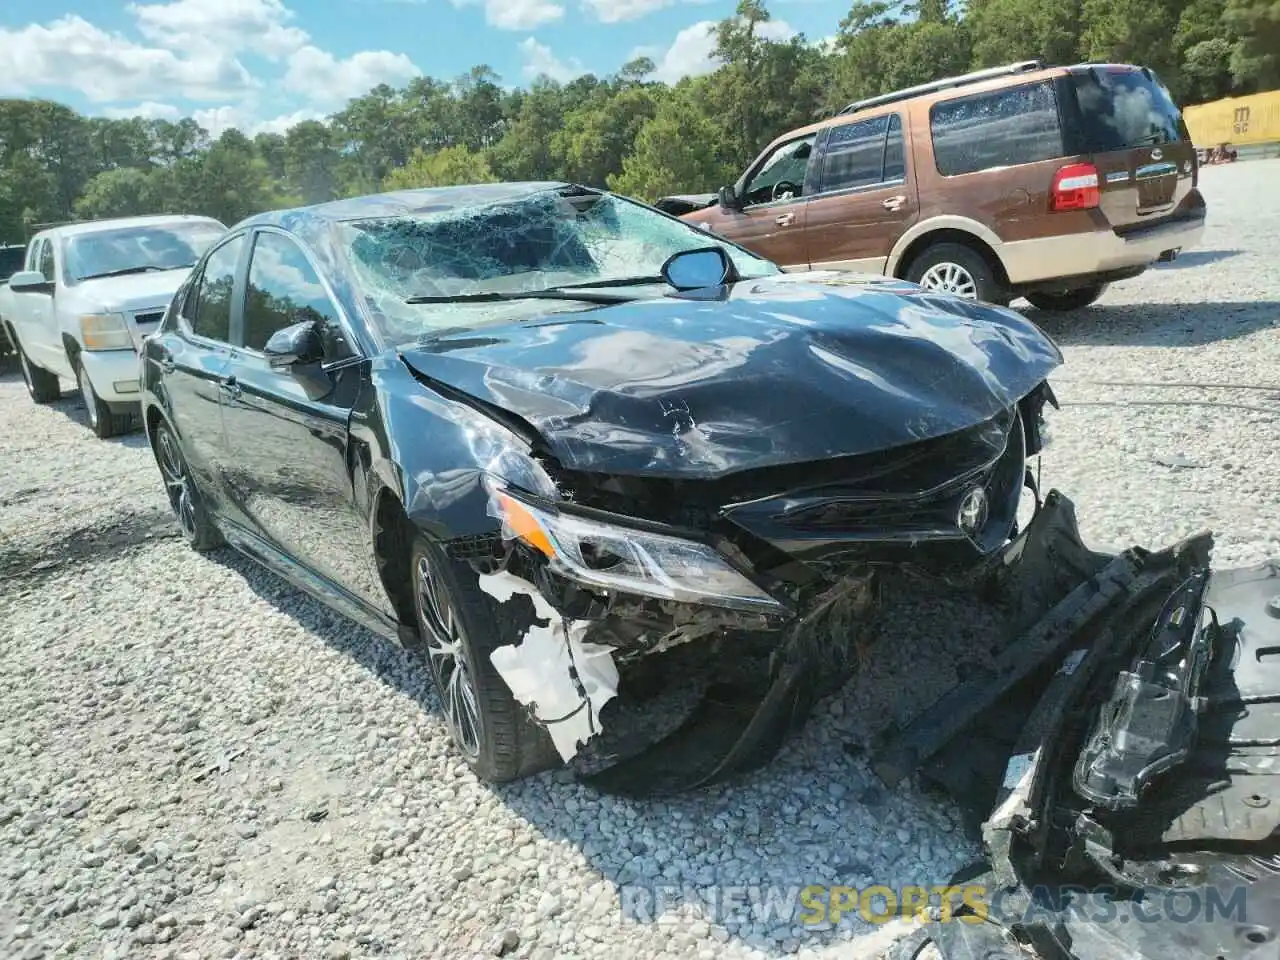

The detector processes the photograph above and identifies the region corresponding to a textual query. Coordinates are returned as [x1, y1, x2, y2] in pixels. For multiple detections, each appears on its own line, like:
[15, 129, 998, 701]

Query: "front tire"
[411, 535, 556, 782]
[15, 338, 61, 404]
[153, 421, 222, 552]
[1026, 283, 1109, 312]
[906, 242, 1011, 306]
[75, 358, 133, 439]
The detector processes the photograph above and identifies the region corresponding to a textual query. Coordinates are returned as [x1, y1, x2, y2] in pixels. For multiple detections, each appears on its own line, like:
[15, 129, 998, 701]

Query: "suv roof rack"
[836, 60, 1045, 116]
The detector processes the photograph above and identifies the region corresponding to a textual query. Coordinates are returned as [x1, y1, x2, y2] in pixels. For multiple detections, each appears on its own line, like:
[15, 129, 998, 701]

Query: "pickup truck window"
[190, 235, 245, 343]
[63, 221, 225, 283]
[39, 242, 55, 282]
[26, 239, 44, 274]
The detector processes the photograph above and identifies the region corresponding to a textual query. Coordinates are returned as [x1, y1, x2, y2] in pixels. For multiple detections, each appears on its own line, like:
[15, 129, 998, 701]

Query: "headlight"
[490, 486, 783, 614]
[80, 313, 132, 351]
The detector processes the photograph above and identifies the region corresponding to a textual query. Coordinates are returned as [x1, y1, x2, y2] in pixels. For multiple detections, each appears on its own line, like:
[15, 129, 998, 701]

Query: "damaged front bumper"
[871, 501, 1280, 960]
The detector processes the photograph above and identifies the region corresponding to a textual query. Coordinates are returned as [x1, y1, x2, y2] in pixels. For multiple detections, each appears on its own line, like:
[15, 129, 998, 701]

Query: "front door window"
[742, 135, 817, 207]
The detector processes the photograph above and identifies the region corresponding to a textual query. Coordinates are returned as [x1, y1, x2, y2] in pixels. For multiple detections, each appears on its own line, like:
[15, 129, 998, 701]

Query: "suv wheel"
[907, 243, 1010, 306]
[1026, 283, 1109, 312]
[15, 340, 62, 404]
[75, 358, 133, 439]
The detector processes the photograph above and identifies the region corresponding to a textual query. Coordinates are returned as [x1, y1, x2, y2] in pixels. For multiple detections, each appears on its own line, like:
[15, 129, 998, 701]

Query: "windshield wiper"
[406, 287, 646, 305]
[79, 265, 179, 280]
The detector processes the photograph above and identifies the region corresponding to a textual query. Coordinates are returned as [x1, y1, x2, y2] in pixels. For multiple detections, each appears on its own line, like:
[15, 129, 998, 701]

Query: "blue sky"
[0, 0, 842, 137]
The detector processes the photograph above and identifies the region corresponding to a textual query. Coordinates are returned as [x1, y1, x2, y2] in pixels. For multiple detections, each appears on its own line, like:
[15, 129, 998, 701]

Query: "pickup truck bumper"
[80, 349, 143, 407]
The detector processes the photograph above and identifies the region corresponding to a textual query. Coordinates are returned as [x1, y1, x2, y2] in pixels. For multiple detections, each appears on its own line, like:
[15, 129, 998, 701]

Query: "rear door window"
[189, 235, 245, 343]
[817, 114, 906, 193]
[1068, 69, 1185, 151]
[930, 81, 1064, 176]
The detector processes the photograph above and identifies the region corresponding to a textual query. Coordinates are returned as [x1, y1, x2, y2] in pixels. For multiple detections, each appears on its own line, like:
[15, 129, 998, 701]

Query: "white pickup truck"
[0, 215, 226, 438]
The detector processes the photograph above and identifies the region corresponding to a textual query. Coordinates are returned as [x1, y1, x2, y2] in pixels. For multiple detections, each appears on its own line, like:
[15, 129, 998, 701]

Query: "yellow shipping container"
[1183, 90, 1280, 147]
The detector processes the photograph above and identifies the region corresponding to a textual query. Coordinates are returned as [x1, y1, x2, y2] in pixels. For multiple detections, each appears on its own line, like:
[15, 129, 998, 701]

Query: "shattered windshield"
[337, 188, 779, 344]
[63, 221, 225, 282]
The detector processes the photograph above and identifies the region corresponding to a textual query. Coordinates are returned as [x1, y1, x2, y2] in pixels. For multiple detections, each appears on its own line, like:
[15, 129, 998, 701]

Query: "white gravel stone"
[0, 160, 1276, 960]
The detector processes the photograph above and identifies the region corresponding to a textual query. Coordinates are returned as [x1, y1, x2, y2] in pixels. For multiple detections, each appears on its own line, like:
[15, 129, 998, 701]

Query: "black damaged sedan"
[140, 182, 1062, 785]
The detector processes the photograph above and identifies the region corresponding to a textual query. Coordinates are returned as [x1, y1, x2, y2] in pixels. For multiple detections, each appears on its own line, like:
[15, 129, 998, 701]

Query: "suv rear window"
[930, 80, 1064, 176]
[1068, 68, 1186, 151]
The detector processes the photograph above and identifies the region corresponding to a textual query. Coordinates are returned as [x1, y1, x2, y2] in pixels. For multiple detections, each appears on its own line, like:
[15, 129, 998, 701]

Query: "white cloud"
[254, 108, 327, 135]
[0, 15, 255, 103]
[582, 0, 673, 23]
[637, 18, 797, 84]
[129, 0, 309, 60]
[453, 0, 565, 31]
[518, 38, 586, 83]
[283, 45, 421, 107]
[192, 105, 247, 138]
[101, 101, 183, 121]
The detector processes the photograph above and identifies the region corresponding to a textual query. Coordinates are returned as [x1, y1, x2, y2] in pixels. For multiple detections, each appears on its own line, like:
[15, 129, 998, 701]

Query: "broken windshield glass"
[337, 188, 778, 345]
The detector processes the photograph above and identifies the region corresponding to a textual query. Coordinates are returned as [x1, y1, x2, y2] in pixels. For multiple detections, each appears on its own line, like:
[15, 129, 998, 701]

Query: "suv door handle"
[774, 212, 795, 226]
[882, 195, 907, 210]
[218, 376, 241, 400]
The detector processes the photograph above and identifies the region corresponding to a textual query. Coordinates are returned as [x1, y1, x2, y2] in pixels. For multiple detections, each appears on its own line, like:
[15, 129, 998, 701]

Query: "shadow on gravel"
[0, 504, 179, 584]
[207, 548, 441, 711]
[1151, 248, 1242, 269]
[1026, 299, 1279, 348]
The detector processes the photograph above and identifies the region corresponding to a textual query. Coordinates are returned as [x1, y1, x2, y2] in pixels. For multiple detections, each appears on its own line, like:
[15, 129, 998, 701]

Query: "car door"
[19, 239, 62, 373]
[701, 134, 818, 269]
[803, 113, 921, 273]
[157, 233, 246, 498]
[218, 228, 389, 614]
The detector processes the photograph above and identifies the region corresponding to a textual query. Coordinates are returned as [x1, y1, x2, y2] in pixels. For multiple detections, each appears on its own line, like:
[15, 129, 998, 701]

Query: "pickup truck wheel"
[411, 534, 558, 783]
[1026, 283, 1109, 312]
[154, 421, 222, 552]
[16, 341, 62, 404]
[75, 359, 133, 439]
[906, 243, 1011, 306]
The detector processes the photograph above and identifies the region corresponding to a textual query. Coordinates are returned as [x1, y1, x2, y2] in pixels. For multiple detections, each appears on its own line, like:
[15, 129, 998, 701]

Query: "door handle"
[774, 212, 795, 226]
[159, 356, 176, 374]
[882, 195, 907, 210]
[218, 376, 241, 400]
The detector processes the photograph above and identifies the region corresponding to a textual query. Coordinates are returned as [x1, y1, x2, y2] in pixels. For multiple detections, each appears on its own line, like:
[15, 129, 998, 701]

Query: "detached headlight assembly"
[490, 486, 783, 614]
[80, 313, 133, 351]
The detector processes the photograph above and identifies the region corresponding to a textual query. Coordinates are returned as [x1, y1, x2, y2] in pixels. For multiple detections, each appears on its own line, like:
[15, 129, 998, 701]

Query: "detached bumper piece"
[876, 506, 1280, 959]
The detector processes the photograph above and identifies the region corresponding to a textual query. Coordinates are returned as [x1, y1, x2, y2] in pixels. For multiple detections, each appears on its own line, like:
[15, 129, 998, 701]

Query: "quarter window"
[244, 232, 346, 356]
[818, 114, 906, 193]
[190, 235, 245, 343]
[930, 81, 1064, 177]
[742, 135, 817, 206]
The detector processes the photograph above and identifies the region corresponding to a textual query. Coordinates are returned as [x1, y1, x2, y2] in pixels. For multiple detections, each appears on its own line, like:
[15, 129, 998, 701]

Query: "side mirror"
[9, 270, 54, 295]
[661, 246, 735, 292]
[263, 320, 324, 369]
[717, 185, 740, 211]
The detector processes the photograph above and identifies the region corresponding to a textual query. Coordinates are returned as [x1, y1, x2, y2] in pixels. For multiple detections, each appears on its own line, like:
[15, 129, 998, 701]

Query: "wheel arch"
[888, 218, 1011, 289]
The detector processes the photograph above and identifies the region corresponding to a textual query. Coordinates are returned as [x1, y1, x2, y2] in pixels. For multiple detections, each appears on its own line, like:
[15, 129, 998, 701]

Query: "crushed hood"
[400, 272, 1063, 478]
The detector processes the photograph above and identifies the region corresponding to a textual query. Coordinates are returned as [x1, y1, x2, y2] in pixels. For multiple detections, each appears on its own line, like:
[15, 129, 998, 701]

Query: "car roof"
[45, 215, 225, 240]
[238, 181, 575, 232]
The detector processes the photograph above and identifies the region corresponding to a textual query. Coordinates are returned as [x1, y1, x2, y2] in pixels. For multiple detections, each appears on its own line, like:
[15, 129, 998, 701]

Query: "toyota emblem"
[957, 487, 989, 536]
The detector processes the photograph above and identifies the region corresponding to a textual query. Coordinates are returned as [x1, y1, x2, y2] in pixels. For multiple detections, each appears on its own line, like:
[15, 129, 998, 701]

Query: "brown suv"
[682, 60, 1206, 310]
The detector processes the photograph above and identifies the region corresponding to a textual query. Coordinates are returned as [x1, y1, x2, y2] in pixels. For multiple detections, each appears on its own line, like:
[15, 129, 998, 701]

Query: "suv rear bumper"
[998, 204, 1207, 287]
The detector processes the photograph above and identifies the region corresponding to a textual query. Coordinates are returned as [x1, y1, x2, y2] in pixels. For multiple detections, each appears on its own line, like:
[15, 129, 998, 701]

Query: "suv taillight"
[1050, 163, 1100, 212]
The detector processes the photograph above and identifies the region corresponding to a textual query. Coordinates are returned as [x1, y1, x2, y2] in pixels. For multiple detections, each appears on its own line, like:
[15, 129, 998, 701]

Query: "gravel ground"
[1, 159, 1277, 960]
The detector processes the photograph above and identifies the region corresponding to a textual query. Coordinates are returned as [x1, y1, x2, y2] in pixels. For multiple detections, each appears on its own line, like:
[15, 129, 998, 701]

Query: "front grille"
[132, 310, 165, 325]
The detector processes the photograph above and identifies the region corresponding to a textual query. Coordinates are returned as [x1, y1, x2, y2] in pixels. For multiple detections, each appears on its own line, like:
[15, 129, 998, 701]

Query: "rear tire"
[153, 421, 222, 552]
[15, 338, 62, 404]
[410, 534, 558, 782]
[906, 242, 1011, 306]
[75, 358, 133, 439]
[1026, 283, 1109, 312]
